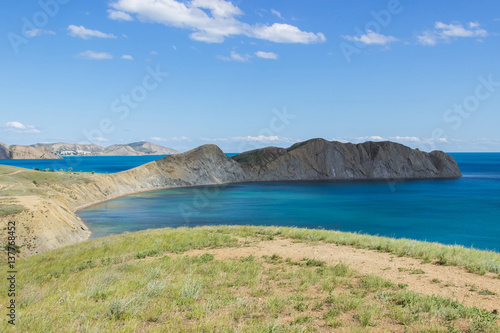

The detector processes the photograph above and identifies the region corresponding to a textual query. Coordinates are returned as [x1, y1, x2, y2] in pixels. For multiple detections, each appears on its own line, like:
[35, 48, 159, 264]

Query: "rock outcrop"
[0, 143, 9, 159]
[233, 139, 461, 180]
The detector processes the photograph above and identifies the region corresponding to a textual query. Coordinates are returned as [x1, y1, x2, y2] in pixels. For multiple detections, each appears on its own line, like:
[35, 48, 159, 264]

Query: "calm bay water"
[0, 155, 169, 173]
[75, 153, 500, 252]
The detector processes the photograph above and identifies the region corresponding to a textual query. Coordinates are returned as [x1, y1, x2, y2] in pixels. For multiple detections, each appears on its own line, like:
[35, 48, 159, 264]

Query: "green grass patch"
[0, 226, 499, 331]
[0, 204, 26, 217]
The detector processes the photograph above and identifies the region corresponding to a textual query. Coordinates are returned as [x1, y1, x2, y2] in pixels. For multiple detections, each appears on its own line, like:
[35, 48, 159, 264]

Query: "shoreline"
[72, 178, 500, 256]
[1, 139, 464, 257]
[72, 175, 463, 213]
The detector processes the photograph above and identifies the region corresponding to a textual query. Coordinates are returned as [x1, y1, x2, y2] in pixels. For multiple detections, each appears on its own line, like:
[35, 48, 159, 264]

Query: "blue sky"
[1, 0, 499, 152]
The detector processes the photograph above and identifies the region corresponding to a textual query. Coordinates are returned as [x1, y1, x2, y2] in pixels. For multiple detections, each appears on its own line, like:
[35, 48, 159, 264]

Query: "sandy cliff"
[0, 139, 461, 257]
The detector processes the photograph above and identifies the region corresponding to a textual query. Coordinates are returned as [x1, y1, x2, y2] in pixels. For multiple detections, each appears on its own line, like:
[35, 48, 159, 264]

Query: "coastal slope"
[0, 143, 61, 160]
[0, 139, 461, 256]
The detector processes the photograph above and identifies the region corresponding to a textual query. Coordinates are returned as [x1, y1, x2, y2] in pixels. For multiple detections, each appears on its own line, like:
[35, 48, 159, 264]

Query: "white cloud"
[342, 30, 398, 45]
[232, 135, 284, 142]
[356, 136, 386, 141]
[150, 50, 159, 55]
[328, 137, 500, 152]
[150, 136, 191, 142]
[417, 21, 488, 46]
[6, 121, 26, 130]
[255, 51, 278, 59]
[218, 51, 251, 62]
[92, 137, 109, 142]
[353, 136, 424, 143]
[437, 21, 487, 37]
[201, 137, 229, 142]
[25, 29, 55, 37]
[107, 9, 134, 21]
[121, 54, 133, 60]
[68, 25, 117, 39]
[5, 121, 40, 134]
[77, 50, 113, 60]
[271, 9, 284, 20]
[108, 0, 325, 44]
[252, 23, 326, 43]
[202, 135, 293, 143]
[416, 30, 438, 46]
[390, 136, 421, 142]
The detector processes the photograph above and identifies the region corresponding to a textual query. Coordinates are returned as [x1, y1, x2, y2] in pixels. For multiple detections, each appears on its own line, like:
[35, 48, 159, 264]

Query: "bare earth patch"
[186, 237, 500, 312]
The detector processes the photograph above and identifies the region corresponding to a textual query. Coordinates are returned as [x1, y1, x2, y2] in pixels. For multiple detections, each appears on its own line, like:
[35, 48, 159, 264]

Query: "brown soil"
[185, 237, 500, 312]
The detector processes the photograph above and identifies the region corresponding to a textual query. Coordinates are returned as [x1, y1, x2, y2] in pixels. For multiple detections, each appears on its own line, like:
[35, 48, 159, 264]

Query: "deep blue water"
[76, 153, 500, 252]
[0, 154, 239, 173]
[0, 155, 169, 173]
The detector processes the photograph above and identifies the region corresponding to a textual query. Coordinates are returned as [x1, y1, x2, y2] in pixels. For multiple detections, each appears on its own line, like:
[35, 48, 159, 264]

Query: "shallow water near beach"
[76, 153, 500, 252]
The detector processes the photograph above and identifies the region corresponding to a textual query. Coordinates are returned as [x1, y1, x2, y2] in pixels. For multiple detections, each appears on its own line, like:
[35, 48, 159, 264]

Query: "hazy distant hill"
[0, 143, 61, 159]
[104, 142, 179, 156]
[0, 141, 179, 159]
[33, 141, 179, 157]
[32, 143, 106, 155]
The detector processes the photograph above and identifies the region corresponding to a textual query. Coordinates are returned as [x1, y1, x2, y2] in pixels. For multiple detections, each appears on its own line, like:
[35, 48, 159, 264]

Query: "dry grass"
[0, 226, 498, 332]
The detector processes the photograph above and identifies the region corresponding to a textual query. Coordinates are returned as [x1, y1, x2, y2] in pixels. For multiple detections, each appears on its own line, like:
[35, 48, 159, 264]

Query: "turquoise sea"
[71, 153, 500, 252]
[2, 153, 498, 251]
[0, 155, 170, 173]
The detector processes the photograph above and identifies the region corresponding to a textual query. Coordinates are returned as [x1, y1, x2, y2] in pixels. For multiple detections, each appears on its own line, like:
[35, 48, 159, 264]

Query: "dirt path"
[185, 238, 500, 312]
[7, 170, 23, 176]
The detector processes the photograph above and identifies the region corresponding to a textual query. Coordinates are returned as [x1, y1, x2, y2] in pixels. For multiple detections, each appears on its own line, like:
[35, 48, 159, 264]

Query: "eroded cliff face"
[0, 143, 9, 159]
[233, 139, 462, 181]
[1, 139, 461, 257]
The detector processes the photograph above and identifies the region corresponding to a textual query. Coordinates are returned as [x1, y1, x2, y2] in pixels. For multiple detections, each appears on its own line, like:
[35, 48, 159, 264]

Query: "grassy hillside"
[0, 164, 91, 212]
[1, 226, 498, 332]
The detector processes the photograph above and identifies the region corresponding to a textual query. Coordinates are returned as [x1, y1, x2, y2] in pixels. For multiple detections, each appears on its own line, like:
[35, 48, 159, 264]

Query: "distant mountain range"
[0, 141, 179, 160]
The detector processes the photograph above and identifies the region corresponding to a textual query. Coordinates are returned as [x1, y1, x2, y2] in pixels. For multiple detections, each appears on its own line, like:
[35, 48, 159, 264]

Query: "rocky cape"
[0, 139, 461, 257]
